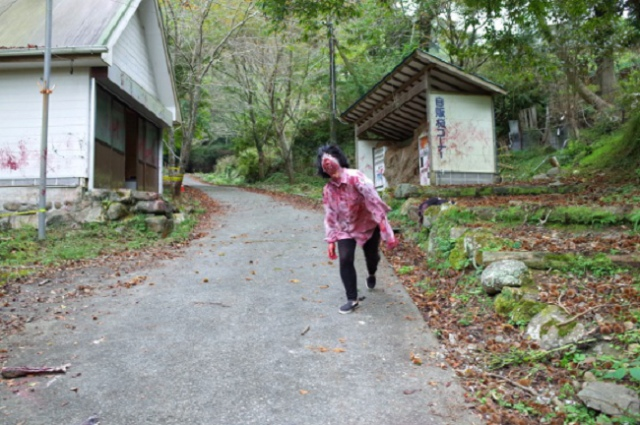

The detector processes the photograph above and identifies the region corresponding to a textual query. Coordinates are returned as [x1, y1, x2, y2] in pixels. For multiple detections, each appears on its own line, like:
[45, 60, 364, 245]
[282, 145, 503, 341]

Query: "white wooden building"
[0, 0, 179, 214]
[340, 50, 506, 188]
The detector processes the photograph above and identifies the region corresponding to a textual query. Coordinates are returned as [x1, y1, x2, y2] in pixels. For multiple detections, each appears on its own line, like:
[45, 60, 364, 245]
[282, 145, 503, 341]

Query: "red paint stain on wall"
[446, 122, 490, 158]
[0, 142, 29, 171]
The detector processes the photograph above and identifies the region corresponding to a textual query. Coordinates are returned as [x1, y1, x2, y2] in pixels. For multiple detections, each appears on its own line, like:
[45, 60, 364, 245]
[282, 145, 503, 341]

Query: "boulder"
[394, 183, 420, 199]
[577, 382, 640, 417]
[145, 216, 174, 237]
[480, 260, 530, 295]
[134, 200, 170, 215]
[45, 210, 75, 227]
[525, 306, 587, 350]
[106, 202, 129, 221]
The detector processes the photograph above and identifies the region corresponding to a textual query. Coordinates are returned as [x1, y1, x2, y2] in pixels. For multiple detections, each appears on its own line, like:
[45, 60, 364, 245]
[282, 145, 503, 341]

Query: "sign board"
[373, 146, 387, 190]
[429, 93, 495, 173]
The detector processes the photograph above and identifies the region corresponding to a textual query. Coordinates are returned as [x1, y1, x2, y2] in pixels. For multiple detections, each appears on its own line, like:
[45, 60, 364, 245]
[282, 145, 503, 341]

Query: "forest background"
[159, 0, 640, 185]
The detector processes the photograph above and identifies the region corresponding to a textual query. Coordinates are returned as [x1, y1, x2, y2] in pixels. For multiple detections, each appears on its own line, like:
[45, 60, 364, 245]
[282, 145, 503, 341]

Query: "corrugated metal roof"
[340, 49, 507, 142]
[0, 0, 133, 51]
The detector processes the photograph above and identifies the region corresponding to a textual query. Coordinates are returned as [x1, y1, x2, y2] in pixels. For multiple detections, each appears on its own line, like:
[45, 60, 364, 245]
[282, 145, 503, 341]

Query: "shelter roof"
[340, 49, 507, 142]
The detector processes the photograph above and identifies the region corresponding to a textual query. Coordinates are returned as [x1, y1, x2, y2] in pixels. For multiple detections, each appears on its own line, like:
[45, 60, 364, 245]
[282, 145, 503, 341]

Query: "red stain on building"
[0, 142, 29, 171]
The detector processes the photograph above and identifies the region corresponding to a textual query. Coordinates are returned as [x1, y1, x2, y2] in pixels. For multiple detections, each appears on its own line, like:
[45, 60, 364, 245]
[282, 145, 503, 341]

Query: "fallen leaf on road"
[299, 389, 309, 395]
[403, 389, 422, 395]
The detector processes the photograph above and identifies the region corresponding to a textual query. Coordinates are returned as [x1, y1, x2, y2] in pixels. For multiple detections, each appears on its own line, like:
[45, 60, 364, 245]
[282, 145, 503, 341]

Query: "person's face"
[322, 154, 342, 178]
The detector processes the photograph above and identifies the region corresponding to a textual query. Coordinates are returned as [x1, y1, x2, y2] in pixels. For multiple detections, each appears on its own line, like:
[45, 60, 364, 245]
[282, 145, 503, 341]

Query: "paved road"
[0, 177, 482, 425]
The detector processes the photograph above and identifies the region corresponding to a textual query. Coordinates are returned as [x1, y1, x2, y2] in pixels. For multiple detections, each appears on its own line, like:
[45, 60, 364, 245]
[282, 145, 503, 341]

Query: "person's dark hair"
[316, 144, 349, 178]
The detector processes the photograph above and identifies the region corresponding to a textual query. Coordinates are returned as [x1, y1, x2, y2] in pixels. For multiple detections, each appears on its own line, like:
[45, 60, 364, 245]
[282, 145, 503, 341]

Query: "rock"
[45, 210, 75, 227]
[393, 183, 420, 199]
[546, 167, 561, 177]
[173, 213, 186, 225]
[106, 202, 129, 221]
[3, 202, 20, 211]
[577, 381, 640, 416]
[494, 287, 545, 325]
[145, 216, 174, 237]
[586, 342, 624, 357]
[109, 189, 133, 204]
[134, 200, 170, 215]
[480, 260, 530, 295]
[400, 198, 422, 223]
[75, 206, 104, 223]
[525, 306, 587, 350]
[132, 190, 160, 202]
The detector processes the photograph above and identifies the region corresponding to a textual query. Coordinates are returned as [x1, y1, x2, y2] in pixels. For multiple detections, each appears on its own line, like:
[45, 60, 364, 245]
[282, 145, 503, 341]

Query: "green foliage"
[439, 206, 476, 224]
[200, 155, 245, 185]
[397, 265, 414, 275]
[560, 253, 626, 278]
[189, 140, 234, 173]
[1, 197, 205, 285]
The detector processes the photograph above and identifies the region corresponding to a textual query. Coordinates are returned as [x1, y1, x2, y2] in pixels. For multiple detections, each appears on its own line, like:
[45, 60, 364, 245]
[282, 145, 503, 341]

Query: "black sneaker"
[339, 300, 359, 314]
[366, 275, 376, 289]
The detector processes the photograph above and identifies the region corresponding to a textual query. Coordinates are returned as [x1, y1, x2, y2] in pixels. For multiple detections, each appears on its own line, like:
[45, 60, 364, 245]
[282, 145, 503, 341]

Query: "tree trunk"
[568, 73, 614, 113]
[596, 53, 617, 103]
[278, 131, 294, 184]
[256, 143, 265, 180]
[166, 127, 176, 170]
[179, 84, 203, 174]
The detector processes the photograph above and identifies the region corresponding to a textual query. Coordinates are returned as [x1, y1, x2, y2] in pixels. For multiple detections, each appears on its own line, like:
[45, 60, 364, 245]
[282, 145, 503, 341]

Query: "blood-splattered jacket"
[322, 168, 394, 246]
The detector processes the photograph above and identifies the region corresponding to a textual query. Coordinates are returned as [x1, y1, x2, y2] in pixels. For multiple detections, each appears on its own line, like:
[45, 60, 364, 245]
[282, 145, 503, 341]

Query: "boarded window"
[95, 88, 111, 144]
[145, 121, 158, 165]
[111, 101, 125, 153]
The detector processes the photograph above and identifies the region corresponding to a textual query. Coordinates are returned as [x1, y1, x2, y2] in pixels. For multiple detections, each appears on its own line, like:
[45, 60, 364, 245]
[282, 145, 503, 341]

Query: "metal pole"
[328, 20, 337, 144]
[38, 0, 53, 240]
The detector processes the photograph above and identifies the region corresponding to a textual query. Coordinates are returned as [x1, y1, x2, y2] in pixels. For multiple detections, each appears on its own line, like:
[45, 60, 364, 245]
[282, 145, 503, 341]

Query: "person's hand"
[386, 237, 398, 250]
[327, 242, 338, 260]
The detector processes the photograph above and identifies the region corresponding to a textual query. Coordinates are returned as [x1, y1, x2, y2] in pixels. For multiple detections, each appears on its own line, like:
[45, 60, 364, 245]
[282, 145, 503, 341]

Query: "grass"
[0, 197, 203, 286]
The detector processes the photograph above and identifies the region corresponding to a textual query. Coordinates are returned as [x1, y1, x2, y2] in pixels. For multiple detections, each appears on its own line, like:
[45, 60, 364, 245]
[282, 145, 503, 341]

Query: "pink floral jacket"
[322, 168, 394, 246]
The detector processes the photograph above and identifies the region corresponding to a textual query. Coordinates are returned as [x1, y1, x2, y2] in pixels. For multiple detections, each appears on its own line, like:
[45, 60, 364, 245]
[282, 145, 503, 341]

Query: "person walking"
[317, 144, 398, 314]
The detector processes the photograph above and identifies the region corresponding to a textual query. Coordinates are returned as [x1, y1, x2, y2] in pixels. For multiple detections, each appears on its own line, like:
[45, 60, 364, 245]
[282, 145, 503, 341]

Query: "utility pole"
[328, 19, 337, 144]
[38, 0, 53, 240]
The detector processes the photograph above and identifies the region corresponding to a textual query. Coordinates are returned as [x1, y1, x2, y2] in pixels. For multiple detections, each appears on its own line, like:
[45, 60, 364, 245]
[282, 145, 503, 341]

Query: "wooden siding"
[94, 141, 125, 189]
[0, 68, 90, 179]
[113, 9, 158, 98]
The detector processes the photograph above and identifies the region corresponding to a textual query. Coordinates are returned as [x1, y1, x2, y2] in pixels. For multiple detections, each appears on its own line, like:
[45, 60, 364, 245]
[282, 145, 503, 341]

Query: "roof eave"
[340, 49, 507, 124]
[0, 46, 108, 59]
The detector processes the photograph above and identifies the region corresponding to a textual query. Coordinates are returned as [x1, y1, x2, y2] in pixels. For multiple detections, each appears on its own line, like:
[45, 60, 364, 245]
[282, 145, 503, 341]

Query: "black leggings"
[336, 227, 381, 301]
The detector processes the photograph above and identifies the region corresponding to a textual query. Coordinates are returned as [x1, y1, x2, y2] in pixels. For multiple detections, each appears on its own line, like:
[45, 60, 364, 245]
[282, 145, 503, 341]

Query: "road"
[0, 177, 482, 425]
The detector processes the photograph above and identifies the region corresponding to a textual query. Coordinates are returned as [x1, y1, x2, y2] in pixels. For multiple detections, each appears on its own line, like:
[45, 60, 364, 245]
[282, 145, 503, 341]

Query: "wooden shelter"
[340, 50, 506, 188]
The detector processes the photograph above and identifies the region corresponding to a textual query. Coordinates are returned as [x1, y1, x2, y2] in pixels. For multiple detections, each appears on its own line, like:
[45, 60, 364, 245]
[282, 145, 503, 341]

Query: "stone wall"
[1, 188, 178, 236]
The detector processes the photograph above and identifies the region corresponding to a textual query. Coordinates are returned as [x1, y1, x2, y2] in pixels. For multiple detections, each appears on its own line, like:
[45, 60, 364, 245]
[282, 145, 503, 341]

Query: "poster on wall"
[419, 131, 431, 186]
[373, 146, 387, 190]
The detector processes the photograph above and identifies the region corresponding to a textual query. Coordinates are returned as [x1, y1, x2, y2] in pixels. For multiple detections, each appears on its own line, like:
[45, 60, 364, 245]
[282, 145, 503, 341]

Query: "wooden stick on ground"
[1, 363, 70, 379]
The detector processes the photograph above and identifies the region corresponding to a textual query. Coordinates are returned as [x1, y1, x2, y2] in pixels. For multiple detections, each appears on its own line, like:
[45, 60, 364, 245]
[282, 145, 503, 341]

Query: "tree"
[463, 0, 639, 116]
[160, 0, 257, 176]
[219, 20, 325, 182]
